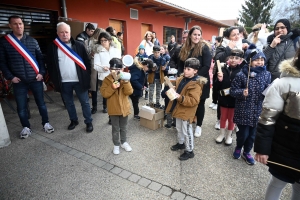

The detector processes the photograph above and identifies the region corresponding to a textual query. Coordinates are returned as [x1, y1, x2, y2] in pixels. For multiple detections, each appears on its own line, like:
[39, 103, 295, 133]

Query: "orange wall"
[2, 0, 219, 55]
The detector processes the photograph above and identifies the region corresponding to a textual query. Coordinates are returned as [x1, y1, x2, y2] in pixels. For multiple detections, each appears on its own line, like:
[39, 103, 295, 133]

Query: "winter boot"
[215, 128, 225, 144]
[224, 130, 233, 146]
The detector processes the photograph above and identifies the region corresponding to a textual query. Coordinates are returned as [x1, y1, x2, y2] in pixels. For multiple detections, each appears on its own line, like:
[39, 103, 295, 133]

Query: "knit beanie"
[139, 44, 145, 50]
[274, 19, 291, 33]
[244, 44, 266, 63]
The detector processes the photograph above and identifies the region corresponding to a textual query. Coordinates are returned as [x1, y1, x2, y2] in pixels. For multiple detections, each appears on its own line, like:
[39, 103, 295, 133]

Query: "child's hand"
[162, 66, 166, 71]
[104, 67, 109, 71]
[112, 82, 120, 89]
[175, 93, 181, 99]
[217, 72, 223, 81]
[243, 88, 248, 96]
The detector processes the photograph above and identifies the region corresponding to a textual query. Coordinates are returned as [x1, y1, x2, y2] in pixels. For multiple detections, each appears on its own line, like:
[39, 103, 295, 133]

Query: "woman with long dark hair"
[178, 25, 212, 137]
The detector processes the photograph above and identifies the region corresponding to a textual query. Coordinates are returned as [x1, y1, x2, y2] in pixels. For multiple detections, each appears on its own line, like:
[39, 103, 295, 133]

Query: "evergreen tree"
[239, 0, 274, 27]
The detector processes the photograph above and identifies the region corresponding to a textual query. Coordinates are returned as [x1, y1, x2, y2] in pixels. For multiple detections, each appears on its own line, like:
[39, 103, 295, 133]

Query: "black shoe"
[103, 108, 107, 113]
[108, 118, 111, 125]
[145, 93, 148, 100]
[179, 151, 194, 161]
[134, 115, 140, 120]
[68, 120, 79, 130]
[86, 122, 93, 133]
[91, 107, 97, 114]
[170, 143, 185, 151]
[171, 123, 176, 128]
[154, 103, 161, 108]
[164, 124, 172, 129]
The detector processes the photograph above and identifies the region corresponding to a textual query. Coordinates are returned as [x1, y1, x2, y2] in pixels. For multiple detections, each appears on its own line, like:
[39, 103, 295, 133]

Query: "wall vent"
[130, 8, 138, 20]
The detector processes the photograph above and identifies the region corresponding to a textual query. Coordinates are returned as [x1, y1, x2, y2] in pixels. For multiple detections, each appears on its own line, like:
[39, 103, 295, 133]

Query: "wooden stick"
[267, 160, 300, 172]
[245, 58, 251, 100]
[216, 60, 222, 73]
[164, 76, 174, 88]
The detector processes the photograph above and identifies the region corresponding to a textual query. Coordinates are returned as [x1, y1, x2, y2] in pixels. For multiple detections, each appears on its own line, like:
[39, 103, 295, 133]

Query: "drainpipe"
[185, 18, 191, 30]
[61, 0, 68, 19]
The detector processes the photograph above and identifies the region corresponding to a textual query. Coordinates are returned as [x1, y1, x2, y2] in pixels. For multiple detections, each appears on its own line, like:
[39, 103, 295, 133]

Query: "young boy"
[129, 57, 153, 119]
[148, 45, 166, 107]
[230, 44, 271, 165]
[136, 44, 149, 99]
[100, 58, 133, 155]
[166, 58, 207, 161]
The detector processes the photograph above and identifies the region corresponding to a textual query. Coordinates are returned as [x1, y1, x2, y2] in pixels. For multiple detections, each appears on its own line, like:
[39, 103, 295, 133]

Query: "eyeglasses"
[100, 39, 108, 43]
[275, 26, 286, 31]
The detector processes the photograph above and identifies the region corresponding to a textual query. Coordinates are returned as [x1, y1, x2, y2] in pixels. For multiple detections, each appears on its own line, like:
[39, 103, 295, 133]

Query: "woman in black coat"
[178, 25, 212, 137]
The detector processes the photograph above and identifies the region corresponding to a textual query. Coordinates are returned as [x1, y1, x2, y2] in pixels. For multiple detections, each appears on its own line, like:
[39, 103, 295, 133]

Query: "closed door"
[109, 19, 123, 33]
[141, 24, 151, 40]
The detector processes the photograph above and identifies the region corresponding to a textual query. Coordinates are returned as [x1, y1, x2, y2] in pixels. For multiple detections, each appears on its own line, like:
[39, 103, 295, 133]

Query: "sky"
[164, 0, 245, 20]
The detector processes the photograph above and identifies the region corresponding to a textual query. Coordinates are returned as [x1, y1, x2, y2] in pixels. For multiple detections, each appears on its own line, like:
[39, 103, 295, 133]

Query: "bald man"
[47, 22, 93, 133]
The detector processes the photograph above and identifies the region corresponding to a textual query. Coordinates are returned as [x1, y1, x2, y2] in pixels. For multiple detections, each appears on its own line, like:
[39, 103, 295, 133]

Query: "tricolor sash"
[53, 37, 86, 70]
[4, 33, 39, 74]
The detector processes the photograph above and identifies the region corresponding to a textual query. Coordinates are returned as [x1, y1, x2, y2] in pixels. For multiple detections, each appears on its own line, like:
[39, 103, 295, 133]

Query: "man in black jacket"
[76, 23, 95, 42]
[0, 15, 54, 139]
[47, 22, 93, 133]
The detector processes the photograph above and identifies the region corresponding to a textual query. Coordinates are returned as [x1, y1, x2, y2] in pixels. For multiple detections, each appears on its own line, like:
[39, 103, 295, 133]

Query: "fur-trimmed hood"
[96, 42, 118, 53]
[177, 74, 207, 85]
[133, 57, 143, 70]
[279, 58, 300, 78]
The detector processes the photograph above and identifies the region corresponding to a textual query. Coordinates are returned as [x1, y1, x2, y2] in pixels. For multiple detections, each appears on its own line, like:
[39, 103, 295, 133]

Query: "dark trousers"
[129, 94, 140, 115]
[212, 74, 218, 104]
[91, 78, 99, 107]
[236, 124, 257, 153]
[217, 102, 220, 120]
[13, 81, 49, 128]
[99, 80, 107, 109]
[196, 98, 206, 127]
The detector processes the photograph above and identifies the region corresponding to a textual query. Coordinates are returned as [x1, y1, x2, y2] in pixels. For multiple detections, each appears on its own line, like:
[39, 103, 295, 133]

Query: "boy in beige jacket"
[166, 58, 207, 160]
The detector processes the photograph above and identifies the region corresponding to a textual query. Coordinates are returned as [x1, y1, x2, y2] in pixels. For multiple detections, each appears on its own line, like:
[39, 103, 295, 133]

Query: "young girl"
[230, 44, 271, 165]
[215, 49, 244, 145]
[100, 58, 133, 155]
[160, 45, 170, 76]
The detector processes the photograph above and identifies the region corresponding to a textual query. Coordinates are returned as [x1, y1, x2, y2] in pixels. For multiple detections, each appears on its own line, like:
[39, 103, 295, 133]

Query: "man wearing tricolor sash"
[0, 15, 54, 139]
[47, 22, 93, 133]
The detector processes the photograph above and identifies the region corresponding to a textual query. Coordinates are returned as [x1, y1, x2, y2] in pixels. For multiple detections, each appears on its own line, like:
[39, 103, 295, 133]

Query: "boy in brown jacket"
[100, 58, 133, 155]
[166, 58, 207, 160]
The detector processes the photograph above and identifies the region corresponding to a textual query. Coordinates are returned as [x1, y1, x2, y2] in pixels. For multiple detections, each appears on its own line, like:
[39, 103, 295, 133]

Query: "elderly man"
[47, 22, 93, 133]
[0, 15, 54, 139]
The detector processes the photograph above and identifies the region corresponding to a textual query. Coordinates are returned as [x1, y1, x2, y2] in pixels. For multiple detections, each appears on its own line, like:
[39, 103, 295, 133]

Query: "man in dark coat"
[0, 15, 54, 139]
[47, 22, 93, 133]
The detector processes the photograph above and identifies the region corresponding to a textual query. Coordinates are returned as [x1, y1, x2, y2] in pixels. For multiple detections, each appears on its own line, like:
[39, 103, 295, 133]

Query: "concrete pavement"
[0, 90, 292, 200]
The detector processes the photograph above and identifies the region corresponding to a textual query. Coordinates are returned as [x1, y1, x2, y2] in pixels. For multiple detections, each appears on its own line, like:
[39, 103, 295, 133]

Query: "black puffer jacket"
[0, 33, 45, 82]
[46, 37, 91, 92]
[215, 64, 242, 108]
[169, 45, 182, 75]
[76, 31, 89, 42]
[177, 44, 212, 99]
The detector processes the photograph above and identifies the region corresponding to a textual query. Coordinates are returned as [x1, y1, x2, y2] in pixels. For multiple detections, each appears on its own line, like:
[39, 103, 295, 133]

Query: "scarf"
[221, 38, 243, 50]
[242, 65, 266, 77]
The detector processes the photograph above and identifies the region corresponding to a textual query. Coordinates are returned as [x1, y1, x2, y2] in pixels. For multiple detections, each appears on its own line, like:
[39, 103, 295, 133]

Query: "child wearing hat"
[136, 44, 149, 99]
[215, 49, 244, 145]
[100, 58, 133, 155]
[166, 58, 207, 161]
[147, 45, 166, 107]
[129, 57, 153, 119]
[230, 44, 271, 165]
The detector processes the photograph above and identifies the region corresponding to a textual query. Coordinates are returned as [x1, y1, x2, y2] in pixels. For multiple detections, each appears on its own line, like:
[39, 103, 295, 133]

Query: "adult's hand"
[270, 34, 281, 48]
[12, 77, 21, 83]
[255, 153, 269, 165]
[36, 74, 43, 81]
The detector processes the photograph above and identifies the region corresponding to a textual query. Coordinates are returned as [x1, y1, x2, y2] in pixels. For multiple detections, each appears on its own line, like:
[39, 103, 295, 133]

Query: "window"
[163, 26, 183, 45]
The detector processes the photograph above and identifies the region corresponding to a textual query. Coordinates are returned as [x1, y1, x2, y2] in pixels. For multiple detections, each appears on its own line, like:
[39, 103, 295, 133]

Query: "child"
[136, 44, 149, 99]
[230, 44, 271, 165]
[148, 45, 166, 107]
[166, 58, 207, 161]
[215, 49, 244, 145]
[160, 45, 170, 76]
[129, 57, 153, 120]
[100, 58, 133, 155]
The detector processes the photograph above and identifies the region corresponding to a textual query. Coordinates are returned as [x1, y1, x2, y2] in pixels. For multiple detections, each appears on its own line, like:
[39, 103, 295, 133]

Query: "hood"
[279, 58, 300, 78]
[132, 57, 143, 70]
[178, 74, 208, 85]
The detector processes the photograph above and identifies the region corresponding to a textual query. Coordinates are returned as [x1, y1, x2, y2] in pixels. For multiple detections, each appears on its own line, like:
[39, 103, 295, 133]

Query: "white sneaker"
[113, 146, 120, 155]
[215, 120, 220, 130]
[121, 142, 132, 152]
[43, 123, 54, 133]
[20, 127, 32, 139]
[212, 104, 218, 110]
[194, 126, 202, 137]
[234, 124, 239, 133]
[209, 103, 216, 108]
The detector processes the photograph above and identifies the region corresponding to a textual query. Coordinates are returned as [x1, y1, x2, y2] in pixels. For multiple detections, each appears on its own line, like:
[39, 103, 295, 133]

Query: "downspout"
[61, 0, 68, 19]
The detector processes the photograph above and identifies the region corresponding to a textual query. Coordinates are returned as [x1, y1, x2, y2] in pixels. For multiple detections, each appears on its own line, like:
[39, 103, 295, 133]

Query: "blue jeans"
[61, 82, 92, 124]
[236, 124, 257, 153]
[13, 81, 49, 128]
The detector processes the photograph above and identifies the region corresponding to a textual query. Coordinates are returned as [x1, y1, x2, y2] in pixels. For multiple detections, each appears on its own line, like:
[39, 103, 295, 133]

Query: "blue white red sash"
[4, 33, 39, 74]
[53, 37, 86, 70]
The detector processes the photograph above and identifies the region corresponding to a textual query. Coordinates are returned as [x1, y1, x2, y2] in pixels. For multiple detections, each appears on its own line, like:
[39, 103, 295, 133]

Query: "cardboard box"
[139, 107, 165, 130]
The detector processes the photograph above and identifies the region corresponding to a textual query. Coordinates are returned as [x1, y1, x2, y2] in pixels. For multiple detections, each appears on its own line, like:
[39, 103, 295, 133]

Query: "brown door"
[109, 19, 123, 33]
[141, 24, 151, 40]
